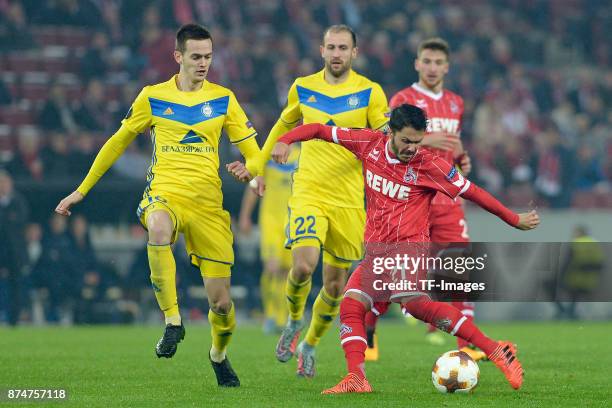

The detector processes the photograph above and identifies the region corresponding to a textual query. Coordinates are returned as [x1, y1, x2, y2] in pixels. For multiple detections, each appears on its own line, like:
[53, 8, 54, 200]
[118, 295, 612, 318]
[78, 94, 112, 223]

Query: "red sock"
[365, 301, 389, 331]
[339, 297, 368, 379]
[364, 310, 378, 331]
[452, 301, 475, 348]
[403, 297, 497, 356]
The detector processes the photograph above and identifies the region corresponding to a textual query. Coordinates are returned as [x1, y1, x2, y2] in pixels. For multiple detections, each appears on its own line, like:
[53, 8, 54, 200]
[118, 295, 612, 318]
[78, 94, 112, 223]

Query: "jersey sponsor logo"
[404, 166, 417, 184]
[347, 94, 360, 108]
[366, 169, 411, 200]
[427, 117, 460, 134]
[201, 103, 213, 117]
[415, 98, 428, 109]
[179, 129, 207, 144]
[161, 145, 215, 153]
[307, 95, 317, 103]
[162, 107, 174, 115]
[368, 147, 381, 161]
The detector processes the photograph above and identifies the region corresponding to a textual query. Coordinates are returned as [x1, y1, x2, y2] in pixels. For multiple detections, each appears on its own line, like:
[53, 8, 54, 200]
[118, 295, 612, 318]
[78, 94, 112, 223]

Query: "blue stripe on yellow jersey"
[274, 69, 389, 208]
[296, 86, 372, 116]
[149, 96, 230, 126]
[121, 75, 257, 207]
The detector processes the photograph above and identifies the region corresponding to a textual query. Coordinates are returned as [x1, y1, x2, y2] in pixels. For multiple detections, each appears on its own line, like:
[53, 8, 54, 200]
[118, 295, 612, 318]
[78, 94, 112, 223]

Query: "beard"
[391, 138, 416, 162]
[326, 60, 351, 78]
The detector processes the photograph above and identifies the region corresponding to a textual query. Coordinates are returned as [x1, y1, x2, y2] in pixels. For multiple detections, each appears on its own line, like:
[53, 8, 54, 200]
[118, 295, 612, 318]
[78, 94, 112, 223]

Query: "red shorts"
[344, 243, 430, 305]
[429, 203, 469, 243]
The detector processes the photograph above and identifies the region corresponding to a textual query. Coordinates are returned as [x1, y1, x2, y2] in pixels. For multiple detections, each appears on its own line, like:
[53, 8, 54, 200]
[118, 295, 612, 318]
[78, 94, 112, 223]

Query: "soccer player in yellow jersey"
[55, 24, 262, 387]
[233, 25, 389, 378]
[238, 146, 300, 333]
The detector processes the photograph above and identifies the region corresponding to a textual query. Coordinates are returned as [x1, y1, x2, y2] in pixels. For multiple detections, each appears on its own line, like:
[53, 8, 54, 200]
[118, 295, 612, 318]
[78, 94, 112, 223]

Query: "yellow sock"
[304, 288, 342, 347]
[260, 272, 274, 320]
[274, 276, 288, 327]
[208, 302, 236, 362]
[286, 270, 312, 321]
[148, 244, 179, 319]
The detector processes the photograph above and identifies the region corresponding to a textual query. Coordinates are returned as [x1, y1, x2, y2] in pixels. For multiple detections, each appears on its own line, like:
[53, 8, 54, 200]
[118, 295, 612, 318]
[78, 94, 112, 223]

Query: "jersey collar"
[385, 140, 401, 164]
[320, 68, 355, 87]
[412, 82, 444, 101]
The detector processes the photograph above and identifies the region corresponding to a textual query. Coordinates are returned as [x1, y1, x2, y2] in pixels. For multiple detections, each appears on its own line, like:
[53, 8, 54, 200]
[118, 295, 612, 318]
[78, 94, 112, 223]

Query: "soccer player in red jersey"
[267, 104, 538, 394]
[364, 37, 481, 358]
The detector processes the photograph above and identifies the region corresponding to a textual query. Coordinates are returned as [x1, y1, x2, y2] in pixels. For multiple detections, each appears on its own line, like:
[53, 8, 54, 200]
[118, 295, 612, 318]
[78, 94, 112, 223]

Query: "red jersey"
[278, 123, 519, 249]
[390, 83, 464, 207]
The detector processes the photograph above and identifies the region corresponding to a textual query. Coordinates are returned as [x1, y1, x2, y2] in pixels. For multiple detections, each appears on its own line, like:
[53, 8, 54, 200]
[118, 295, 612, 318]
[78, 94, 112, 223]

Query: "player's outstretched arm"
[516, 209, 540, 230]
[225, 162, 265, 196]
[54, 125, 137, 216]
[55, 191, 84, 216]
[461, 183, 540, 230]
[272, 123, 332, 163]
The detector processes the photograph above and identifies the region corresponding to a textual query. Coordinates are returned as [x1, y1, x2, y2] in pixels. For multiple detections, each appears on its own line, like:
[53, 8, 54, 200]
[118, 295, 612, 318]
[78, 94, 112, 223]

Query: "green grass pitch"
[1, 321, 611, 407]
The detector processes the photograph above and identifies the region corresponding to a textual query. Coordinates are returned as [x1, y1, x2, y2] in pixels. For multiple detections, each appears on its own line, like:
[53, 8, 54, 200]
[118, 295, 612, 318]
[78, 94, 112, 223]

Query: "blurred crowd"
[0, 0, 610, 206]
[0, 0, 611, 324]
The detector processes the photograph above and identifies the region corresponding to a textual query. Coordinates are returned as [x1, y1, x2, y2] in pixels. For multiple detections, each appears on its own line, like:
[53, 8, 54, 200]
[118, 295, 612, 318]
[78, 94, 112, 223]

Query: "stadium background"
[0, 0, 610, 326]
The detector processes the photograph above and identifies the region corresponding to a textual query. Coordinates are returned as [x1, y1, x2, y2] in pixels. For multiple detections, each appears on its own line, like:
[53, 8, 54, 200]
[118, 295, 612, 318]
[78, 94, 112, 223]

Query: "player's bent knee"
[292, 258, 317, 280]
[343, 291, 371, 309]
[323, 280, 345, 298]
[209, 298, 233, 315]
[147, 212, 173, 244]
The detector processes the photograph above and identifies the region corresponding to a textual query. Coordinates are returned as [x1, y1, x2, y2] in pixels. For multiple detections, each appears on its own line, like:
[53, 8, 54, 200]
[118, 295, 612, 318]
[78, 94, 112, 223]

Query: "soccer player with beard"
[239, 25, 389, 378]
[265, 104, 538, 393]
[364, 37, 484, 360]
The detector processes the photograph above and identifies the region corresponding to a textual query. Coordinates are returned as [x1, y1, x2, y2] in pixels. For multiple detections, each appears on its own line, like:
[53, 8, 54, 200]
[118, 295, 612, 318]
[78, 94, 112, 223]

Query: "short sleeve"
[224, 91, 258, 144]
[121, 87, 152, 134]
[424, 156, 471, 199]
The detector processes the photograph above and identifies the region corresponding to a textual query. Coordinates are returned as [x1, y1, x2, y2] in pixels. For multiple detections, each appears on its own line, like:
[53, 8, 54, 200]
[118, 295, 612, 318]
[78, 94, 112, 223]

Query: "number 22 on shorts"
[295, 215, 316, 235]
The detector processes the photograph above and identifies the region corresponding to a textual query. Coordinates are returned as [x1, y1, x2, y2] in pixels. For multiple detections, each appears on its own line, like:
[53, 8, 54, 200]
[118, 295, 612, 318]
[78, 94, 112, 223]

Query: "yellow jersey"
[122, 75, 257, 207]
[260, 145, 300, 217]
[275, 69, 388, 208]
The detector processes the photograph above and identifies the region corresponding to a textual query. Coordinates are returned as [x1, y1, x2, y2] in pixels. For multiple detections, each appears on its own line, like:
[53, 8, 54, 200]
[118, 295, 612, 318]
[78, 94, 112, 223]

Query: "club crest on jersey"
[415, 98, 428, 109]
[450, 100, 459, 113]
[201, 103, 213, 118]
[404, 166, 417, 184]
[347, 94, 360, 108]
[368, 147, 382, 161]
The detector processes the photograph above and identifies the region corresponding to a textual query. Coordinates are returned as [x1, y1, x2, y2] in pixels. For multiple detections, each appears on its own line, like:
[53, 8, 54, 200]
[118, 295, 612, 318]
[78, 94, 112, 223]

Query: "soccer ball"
[432, 350, 479, 393]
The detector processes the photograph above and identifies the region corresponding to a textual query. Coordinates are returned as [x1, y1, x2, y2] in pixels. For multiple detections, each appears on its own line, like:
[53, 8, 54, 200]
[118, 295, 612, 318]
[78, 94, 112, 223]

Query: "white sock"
[165, 314, 182, 326]
[210, 346, 226, 363]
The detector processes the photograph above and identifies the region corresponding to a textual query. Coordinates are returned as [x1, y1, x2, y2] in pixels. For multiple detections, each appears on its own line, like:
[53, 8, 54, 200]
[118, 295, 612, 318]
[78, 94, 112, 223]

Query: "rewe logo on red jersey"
[366, 169, 410, 200]
[427, 117, 460, 135]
